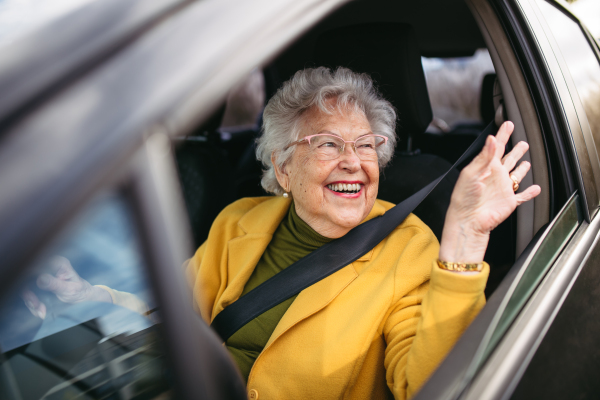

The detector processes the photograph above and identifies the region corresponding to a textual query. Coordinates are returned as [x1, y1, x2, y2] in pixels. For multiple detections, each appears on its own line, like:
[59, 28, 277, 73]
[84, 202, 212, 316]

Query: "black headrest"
[192, 103, 226, 136]
[314, 23, 433, 136]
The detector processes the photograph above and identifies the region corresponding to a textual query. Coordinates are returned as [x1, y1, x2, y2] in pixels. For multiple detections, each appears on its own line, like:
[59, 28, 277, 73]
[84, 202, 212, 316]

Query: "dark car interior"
[173, 0, 547, 297]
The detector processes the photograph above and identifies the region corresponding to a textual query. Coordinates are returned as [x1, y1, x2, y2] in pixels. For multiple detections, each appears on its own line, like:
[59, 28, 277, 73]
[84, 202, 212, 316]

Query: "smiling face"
[273, 101, 380, 238]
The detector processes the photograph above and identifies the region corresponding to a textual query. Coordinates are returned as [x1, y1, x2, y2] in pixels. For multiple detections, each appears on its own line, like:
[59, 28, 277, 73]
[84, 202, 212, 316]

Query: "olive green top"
[226, 202, 332, 382]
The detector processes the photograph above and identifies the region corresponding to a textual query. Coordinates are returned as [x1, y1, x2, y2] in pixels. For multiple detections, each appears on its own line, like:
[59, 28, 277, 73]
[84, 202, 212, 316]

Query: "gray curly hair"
[256, 67, 397, 195]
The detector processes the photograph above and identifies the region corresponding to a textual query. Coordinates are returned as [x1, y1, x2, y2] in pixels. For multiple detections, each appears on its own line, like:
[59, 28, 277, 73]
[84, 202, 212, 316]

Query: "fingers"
[502, 141, 530, 171]
[494, 121, 515, 159]
[37, 273, 69, 294]
[515, 184, 541, 205]
[37, 256, 78, 294]
[48, 256, 76, 279]
[21, 290, 46, 319]
[509, 161, 538, 202]
[469, 134, 497, 172]
[509, 160, 531, 183]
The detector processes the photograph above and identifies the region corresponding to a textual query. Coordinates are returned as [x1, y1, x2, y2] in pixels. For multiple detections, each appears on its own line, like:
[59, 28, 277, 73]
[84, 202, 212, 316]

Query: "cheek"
[291, 157, 333, 191]
[365, 163, 380, 187]
[364, 165, 380, 203]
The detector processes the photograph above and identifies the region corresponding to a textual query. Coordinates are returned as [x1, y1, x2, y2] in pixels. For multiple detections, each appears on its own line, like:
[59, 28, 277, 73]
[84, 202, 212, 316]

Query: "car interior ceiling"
[174, 0, 550, 298]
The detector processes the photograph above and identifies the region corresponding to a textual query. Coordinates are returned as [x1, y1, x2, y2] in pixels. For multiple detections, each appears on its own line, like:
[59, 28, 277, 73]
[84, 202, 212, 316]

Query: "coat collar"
[237, 196, 390, 237]
[238, 196, 292, 235]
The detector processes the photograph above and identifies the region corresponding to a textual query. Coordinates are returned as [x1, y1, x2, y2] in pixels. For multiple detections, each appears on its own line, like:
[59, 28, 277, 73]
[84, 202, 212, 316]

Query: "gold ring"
[510, 175, 519, 192]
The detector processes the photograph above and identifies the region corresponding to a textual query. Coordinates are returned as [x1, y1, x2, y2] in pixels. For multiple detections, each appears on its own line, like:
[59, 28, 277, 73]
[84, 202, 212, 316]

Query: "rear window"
[422, 49, 495, 132]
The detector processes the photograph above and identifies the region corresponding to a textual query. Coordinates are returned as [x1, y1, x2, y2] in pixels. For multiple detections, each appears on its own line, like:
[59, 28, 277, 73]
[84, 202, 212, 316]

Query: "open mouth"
[326, 183, 362, 194]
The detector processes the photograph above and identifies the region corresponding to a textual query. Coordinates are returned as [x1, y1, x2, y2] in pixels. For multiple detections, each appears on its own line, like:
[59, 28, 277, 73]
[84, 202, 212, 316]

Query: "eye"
[356, 138, 377, 149]
[357, 142, 375, 149]
[319, 141, 340, 148]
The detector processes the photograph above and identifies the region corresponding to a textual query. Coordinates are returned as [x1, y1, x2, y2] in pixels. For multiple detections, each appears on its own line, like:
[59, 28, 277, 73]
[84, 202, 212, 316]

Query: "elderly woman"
[25, 67, 540, 399]
[186, 67, 540, 399]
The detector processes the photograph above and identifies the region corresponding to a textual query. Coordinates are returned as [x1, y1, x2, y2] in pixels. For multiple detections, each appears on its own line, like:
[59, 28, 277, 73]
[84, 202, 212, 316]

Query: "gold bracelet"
[437, 259, 483, 272]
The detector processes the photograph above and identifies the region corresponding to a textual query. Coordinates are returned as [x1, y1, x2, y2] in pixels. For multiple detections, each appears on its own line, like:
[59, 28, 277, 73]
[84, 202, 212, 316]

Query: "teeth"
[327, 183, 361, 193]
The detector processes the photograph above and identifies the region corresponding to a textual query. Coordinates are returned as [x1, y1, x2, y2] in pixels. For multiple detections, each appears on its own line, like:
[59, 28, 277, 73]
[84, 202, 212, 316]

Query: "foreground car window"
[537, 0, 600, 154]
[0, 192, 173, 400]
[0, 0, 96, 45]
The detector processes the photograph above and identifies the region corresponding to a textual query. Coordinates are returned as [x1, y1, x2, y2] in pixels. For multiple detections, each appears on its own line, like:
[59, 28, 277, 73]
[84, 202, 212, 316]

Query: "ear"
[272, 151, 290, 192]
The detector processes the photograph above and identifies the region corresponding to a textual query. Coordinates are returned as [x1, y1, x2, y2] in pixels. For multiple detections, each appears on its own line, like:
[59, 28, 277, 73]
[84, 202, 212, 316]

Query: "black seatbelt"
[211, 122, 495, 342]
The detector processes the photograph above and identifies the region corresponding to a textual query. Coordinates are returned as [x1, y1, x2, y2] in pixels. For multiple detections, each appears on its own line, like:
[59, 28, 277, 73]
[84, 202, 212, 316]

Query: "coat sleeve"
[382, 227, 488, 400]
[95, 285, 151, 315]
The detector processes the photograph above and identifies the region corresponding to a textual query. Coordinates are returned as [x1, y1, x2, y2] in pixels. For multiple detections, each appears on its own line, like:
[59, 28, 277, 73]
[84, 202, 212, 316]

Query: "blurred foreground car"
[0, 0, 599, 399]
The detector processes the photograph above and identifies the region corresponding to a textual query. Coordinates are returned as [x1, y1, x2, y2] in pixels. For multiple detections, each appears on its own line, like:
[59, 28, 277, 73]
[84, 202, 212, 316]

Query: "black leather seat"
[175, 105, 237, 248]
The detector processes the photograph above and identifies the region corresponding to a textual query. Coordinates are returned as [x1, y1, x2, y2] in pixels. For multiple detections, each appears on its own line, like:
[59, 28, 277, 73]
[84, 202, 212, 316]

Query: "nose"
[338, 143, 361, 172]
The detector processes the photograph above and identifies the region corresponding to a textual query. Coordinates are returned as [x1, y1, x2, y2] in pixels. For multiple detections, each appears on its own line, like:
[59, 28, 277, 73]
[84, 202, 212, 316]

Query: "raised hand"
[439, 121, 541, 264]
[21, 256, 111, 319]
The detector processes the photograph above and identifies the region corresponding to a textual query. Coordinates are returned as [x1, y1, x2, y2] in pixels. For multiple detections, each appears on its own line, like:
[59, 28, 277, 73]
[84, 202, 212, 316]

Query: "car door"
[504, 1, 600, 398]
[413, 0, 600, 399]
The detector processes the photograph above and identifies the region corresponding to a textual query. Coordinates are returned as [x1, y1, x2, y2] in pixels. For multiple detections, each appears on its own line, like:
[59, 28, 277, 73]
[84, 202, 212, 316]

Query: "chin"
[330, 212, 366, 230]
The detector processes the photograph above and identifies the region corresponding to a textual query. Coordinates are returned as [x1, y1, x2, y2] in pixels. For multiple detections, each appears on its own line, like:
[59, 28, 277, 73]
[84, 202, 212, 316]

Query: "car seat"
[174, 105, 237, 248]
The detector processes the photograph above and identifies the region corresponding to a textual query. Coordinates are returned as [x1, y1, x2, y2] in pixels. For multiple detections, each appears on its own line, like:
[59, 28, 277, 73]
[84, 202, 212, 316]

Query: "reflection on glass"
[538, 0, 600, 154]
[0, 0, 96, 46]
[0, 192, 172, 400]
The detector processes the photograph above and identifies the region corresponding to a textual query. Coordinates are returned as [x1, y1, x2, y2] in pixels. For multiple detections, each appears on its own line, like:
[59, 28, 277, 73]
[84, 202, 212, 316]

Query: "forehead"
[300, 105, 371, 139]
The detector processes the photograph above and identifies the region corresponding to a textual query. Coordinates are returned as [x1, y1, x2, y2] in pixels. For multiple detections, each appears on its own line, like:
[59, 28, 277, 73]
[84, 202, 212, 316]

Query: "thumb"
[49, 256, 77, 279]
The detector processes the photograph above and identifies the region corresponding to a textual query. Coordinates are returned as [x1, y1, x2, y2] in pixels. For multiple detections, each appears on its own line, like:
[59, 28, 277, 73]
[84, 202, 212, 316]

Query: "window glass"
[538, 0, 600, 156]
[461, 194, 582, 386]
[0, 0, 96, 46]
[422, 49, 495, 132]
[0, 192, 173, 400]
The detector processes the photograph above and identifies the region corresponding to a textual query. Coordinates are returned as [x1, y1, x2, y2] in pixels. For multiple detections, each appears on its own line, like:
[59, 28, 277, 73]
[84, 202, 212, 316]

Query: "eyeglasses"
[284, 133, 388, 161]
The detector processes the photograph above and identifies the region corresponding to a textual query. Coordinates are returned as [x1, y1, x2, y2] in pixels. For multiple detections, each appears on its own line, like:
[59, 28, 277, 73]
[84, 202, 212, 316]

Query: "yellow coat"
[186, 196, 488, 400]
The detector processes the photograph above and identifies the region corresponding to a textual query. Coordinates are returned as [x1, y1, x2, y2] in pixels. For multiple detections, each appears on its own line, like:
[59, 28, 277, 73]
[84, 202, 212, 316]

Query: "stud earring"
[283, 192, 289, 198]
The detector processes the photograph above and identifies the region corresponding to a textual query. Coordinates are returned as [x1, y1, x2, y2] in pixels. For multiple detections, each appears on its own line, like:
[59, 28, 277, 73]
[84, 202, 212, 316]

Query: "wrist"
[439, 222, 489, 264]
[437, 259, 483, 272]
[90, 285, 113, 303]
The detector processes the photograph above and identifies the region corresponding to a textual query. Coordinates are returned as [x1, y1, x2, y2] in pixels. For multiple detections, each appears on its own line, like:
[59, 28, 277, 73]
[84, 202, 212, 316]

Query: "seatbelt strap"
[211, 122, 495, 342]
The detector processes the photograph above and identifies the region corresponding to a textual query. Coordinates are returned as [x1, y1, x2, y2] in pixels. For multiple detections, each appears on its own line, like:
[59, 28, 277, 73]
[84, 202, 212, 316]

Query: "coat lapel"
[215, 197, 292, 316]
[265, 262, 358, 348]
